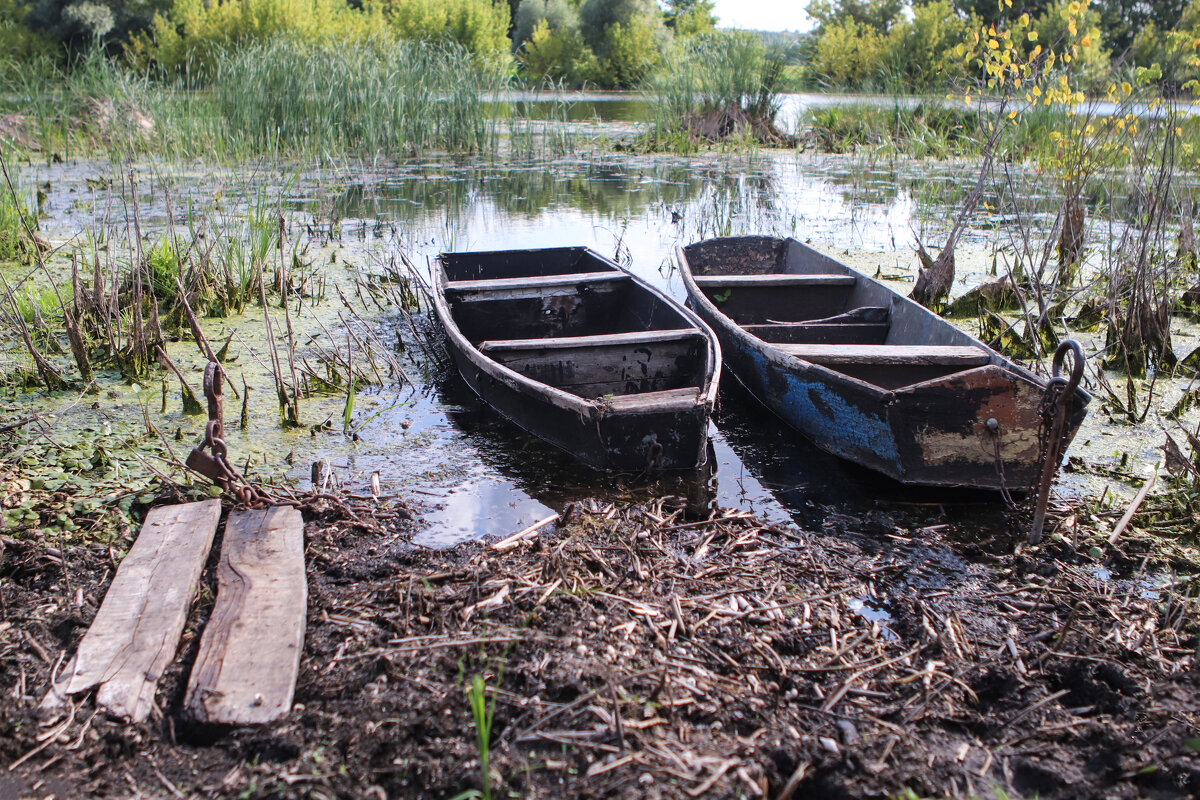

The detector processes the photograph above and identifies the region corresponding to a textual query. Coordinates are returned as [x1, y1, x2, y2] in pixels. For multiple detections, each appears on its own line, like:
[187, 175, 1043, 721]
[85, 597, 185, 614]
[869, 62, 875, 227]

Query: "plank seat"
[693, 274, 856, 288]
[600, 386, 701, 412]
[445, 271, 627, 294]
[775, 343, 991, 367]
[480, 328, 702, 354]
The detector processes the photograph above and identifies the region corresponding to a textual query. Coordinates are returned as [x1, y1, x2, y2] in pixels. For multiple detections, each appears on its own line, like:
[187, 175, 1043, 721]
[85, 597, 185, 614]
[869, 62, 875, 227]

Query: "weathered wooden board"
[44, 500, 221, 722]
[602, 387, 701, 412]
[480, 328, 700, 353]
[775, 343, 991, 367]
[445, 271, 625, 294]
[692, 274, 855, 287]
[185, 506, 305, 725]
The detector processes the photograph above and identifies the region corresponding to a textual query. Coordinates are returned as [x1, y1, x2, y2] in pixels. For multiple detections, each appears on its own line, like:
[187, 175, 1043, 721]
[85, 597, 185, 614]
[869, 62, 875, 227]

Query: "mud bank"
[1, 494, 1198, 799]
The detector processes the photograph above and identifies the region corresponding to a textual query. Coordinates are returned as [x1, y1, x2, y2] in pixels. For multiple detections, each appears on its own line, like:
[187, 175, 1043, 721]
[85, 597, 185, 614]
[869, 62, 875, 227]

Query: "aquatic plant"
[645, 31, 791, 149]
[213, 36, 505, 156]
[0, 156, 40, 263]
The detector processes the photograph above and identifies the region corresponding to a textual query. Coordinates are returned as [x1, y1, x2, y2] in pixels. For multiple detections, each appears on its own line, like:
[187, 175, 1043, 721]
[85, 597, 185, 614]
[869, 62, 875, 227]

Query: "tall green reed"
[214, 37, 507, 156]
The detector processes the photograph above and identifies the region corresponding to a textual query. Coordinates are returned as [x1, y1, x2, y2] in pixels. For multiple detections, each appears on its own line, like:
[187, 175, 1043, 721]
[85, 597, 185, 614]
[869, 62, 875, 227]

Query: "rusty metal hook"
[1029, 339, 1086, 545]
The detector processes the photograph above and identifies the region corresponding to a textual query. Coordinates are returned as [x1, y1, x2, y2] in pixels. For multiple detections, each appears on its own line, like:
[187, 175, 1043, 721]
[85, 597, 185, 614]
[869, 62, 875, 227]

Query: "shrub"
[809, 17, 885, 88]
[518, 20, 597, 84]
[376, 0, 511, 57]
[135, 0, 388, 77]
[594, 15, 663, 88]
[883, 0, 972, 91]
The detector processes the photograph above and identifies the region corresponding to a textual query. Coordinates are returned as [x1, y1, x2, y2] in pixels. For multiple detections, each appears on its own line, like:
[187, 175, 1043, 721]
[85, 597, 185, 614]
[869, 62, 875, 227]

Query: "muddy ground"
[1, 489, 1199, 800]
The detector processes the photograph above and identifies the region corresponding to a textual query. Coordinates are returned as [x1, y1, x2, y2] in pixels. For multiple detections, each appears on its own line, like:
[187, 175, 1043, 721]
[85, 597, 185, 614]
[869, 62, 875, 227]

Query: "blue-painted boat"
[676, 236, 1089, 490]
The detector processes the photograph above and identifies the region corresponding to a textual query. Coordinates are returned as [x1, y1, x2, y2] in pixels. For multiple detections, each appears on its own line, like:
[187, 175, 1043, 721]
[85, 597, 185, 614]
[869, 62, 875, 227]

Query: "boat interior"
[684, 237, 996, 390]
[440, 248, 711, 402]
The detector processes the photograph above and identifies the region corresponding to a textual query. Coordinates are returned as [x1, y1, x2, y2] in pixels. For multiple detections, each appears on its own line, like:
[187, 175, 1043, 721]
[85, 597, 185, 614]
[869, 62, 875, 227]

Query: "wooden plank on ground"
[185, 506, 306, 725]
[43, 500, 222, 722]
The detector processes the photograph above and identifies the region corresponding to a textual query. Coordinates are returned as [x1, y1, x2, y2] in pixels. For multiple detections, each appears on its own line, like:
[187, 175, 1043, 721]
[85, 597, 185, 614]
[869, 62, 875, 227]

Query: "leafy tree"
[1095, 0, 1188, 55]
[578, 0, 659, 52]
[664, 0, 716, 34]
[22, 0, 170, 53]
[519, 18, 598, 82]
[806, 0, 904, 33]
[593, 13, 662, 87]
[513, 0, 577, 48]
[883, 0, 972, 90]
[0, 0, 57, 69]
[951, 0, 1052, 28]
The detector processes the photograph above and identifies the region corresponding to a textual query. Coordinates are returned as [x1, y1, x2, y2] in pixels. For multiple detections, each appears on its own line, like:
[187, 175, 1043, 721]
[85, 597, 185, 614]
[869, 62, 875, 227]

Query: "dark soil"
[1, 494, 1199, 800]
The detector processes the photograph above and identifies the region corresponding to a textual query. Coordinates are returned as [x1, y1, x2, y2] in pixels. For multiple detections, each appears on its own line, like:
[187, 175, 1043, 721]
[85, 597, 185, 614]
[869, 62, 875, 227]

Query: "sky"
[711, 0, 815, 32]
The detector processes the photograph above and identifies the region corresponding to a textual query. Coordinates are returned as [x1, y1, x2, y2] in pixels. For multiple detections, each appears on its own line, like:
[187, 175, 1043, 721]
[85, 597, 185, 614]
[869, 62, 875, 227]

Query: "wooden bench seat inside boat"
[693, 274, 856, 287]
[601, 387, 701, 412]
[481, 329, 707, 398]
[742, 308, 892, 345]
[776, 343, 991, 367]
[479, 328, 702, 354]
[445, 271, 627, 295]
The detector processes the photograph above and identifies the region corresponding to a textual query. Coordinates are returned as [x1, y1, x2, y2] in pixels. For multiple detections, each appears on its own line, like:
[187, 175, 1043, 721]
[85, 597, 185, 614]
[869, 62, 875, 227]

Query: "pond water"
[7, 137, 1181, 548]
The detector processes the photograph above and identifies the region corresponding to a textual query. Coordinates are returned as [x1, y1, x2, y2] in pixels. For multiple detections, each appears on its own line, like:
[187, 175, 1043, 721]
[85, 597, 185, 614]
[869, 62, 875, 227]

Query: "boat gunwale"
[434, 247, 722, 419]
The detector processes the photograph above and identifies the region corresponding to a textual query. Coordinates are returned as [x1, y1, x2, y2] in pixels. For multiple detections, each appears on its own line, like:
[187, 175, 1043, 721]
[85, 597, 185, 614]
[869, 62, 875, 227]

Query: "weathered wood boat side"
[676, 236, 1089, 490]
[433, 247, 720, 472]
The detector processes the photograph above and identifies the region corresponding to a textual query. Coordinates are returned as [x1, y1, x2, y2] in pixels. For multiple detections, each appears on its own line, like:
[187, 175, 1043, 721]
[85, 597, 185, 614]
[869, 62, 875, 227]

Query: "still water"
[16, 140, 1151, 548]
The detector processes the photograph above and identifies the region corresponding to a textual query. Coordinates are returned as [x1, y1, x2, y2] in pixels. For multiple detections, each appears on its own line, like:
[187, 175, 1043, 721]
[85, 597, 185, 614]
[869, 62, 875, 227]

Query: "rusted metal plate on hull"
[892, 366, 1046, 489]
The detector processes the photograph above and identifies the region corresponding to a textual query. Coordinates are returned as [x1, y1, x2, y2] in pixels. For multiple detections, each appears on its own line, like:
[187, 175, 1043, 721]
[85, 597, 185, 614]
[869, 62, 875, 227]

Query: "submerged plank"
[185, 506, 306, 725]
[775, 343, 991, 367]
[46, 500, 221, 722]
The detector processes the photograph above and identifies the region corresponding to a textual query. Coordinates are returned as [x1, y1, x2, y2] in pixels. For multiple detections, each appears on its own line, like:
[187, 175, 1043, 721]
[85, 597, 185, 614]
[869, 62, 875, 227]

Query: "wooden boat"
[432, 247, 721, 471]
[675, 236, 1090, 490]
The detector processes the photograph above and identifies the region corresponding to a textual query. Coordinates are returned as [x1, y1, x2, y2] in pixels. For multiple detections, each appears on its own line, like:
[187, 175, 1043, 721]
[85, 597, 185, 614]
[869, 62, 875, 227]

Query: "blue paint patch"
[744, 349, 901, 468]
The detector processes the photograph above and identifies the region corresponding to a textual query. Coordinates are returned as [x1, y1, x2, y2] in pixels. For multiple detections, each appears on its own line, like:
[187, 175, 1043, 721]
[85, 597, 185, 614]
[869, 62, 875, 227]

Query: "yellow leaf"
[1121, 81, 1132, 95]
[1020, 13, 1029, 25]
[1068, 20, 1077, 36]
[1027, 31, 1038, 41]
[1008, 110, 1018, 119]
[1068, 1, 1081, 14]
[1081, 34, 1092, 47]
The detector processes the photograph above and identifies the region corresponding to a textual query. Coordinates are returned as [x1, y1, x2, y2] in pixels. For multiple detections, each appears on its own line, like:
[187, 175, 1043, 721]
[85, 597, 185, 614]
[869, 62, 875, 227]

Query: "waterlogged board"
[45, 500, 222, 722]
[185, 506, 306, 725]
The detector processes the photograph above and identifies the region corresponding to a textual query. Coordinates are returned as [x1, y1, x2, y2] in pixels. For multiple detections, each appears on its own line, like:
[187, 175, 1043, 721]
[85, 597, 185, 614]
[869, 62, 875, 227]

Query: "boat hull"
[444, 342, 711, 472]
[434, 247, 720, 472]
[678, 236, 1089, 491]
